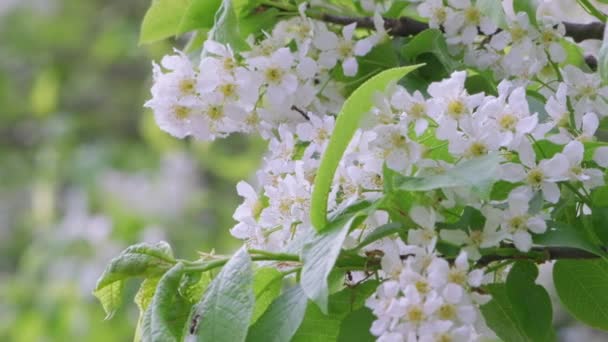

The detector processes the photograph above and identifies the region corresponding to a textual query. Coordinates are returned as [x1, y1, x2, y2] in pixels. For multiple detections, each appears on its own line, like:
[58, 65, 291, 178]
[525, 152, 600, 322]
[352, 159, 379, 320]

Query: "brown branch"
[318, 12, 605, 43]
[476, 246, 599, 267]
[564, 21, 606, 42]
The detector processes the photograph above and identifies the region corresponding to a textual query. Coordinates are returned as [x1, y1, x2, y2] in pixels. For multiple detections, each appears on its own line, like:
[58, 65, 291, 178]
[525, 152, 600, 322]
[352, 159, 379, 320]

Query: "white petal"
[594, 146, 608, 167]
[513, 231, 533, 252]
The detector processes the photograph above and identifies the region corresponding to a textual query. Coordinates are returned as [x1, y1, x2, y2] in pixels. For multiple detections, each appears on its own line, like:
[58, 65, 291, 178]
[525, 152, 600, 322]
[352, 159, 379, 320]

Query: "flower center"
[179, 79, 196, 95]
[172, 105, 191, 120]
[219, 83, 237, 98]
[338, 41, 354, 59]
[409, 102, 426, 118]
[464, 7, 481, 25]
[407, 305, 425, 323]
[467, 141, 488, 157]
[498, 114, 518, 131]
[527, 168, 545, 187]
[437, 304, 457, 320]
[447, 100, 466, 119]
[509, 215, 527, 231]
[265, 67, 284, 85]
[415, 280, 430, 294]
[448, 269, 467, 286]
[207, 105, 224, 120]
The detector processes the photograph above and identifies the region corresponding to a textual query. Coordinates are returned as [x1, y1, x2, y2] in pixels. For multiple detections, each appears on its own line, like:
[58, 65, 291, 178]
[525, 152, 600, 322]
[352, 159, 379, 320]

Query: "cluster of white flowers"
[145, 6, 385, 141]
[366, 243, 491, 342]
[416, 0, 571, 80]
[146, 1, 608, 340]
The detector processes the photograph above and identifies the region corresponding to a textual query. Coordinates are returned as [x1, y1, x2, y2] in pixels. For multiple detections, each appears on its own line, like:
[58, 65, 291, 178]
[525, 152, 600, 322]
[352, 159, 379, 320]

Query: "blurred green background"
[0, 0, 264, 340]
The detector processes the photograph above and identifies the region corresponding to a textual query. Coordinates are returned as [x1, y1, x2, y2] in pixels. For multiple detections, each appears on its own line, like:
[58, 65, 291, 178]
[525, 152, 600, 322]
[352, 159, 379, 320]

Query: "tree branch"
[316, 12, 605, 43]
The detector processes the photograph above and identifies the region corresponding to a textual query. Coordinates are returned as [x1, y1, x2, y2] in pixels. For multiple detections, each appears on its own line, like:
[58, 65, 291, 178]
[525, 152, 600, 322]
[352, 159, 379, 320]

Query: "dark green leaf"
[246, 285, 309, 342]
[337, 307, 376, 342]
[350, 222, 403, 250]
[480, 284, 531, 342]
[534, 221, 604, 256]
[506, 261, 554, 342]
[292, 281, 378, 342]
[554, 259, 608, 331]
[401, 29, 459, 71]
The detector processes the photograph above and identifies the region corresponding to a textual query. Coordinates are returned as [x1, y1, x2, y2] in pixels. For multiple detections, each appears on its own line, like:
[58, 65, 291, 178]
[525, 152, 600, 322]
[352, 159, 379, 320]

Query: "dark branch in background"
[475, 246, 599, 267]
[291, 105, 311, 120]
[564, 21, 605, 42]
[318, 12, 606, 43]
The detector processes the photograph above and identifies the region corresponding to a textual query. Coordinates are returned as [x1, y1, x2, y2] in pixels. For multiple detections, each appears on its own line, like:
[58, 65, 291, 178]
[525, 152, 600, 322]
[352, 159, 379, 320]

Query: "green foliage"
[482, 262, 554, 342]
[310, 65, 422, 230]
[292, 281, 378, 342]
[149, 263, 190, 342]
[94, 242, 175, 318]
[554, 259, 608, 331]
[191, 248, 254, 341]
[251, 267, 284, 323]
[385, 153, 501, 197]
[534, 221, 605, 256]
[513, 0, 539, 27]
[301, 213, 363, 313]
[401, 29, 459, 72]
[210, 0, 248, 51]
[505, 261, 555, 342]
[246, 285, 309, 342]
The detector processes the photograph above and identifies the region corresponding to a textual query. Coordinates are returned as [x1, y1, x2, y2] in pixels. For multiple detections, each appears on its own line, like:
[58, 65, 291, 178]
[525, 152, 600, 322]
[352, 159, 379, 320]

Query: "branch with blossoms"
[309, 12, 606, 42]
[95, 0, 608, 341]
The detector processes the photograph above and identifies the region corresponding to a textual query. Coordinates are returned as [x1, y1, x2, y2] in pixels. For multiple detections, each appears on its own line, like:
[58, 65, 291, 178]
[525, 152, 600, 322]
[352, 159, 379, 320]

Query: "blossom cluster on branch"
[97, 0, 608, 341]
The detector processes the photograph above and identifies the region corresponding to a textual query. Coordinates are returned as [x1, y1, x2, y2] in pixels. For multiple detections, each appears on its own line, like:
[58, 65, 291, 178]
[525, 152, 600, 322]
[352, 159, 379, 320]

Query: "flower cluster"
[366, 243, 491, 341]
[145, 7, 385, 141]
[144, 1, 608, 341]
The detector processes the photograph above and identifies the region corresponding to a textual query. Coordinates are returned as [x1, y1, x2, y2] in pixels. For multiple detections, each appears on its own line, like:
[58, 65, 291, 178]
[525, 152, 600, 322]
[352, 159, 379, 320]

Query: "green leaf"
[95, 241, 175, 291]
[310, 65, 422, 230]
[337, 307, 376, 342]
[93, 242, 175, 318]
[505, 261, 554, 342]
[209, 0, 248, 52]
[534, 221, 604, 256]
[134, 278, 161, 342]
[192, 248, 254, 342]
[401, 29, 459, 72]
[554, 259, 608, 331]
[178, 0, 222, 35]
[251, 267, 284, 323]
[301, 213, 362, 313]
[179, 271, 213, 303]
[350, 222, 403, 250]
[513, 0, 539, 27]
[246, 285, 309, 342]
[480, 284, 531, 342]
[150, 263, 190, 342]
[477, 0, 508, 29]
[139, 0, 222, 44]
[387, 153, 502, 196]
[136, 278, 161, 313]
[140, 0, 190, 44]
[93, 280, 124, 320]
[292, 281, 378, 342]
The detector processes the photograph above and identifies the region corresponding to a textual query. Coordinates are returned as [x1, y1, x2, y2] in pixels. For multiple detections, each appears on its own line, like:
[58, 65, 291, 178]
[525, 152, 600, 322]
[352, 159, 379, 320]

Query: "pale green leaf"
[149, 263, 190, 342]
[310, 65, 422, 230]
[301, 214, 362, 314]
[192, 248, 254, 342]
[93, 280, 123, 320]
[513, 0, 538, 27]
[251, 267, 283, 324]
[387, 153, 502, 196]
